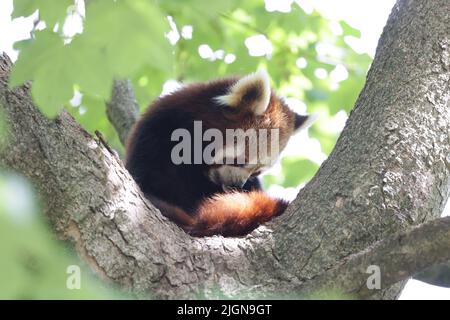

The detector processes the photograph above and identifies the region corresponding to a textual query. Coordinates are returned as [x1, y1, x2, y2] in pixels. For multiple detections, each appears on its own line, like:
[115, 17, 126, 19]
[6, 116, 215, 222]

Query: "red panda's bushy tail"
[150, 191, 288, 237]
[188, 191, 289, 237]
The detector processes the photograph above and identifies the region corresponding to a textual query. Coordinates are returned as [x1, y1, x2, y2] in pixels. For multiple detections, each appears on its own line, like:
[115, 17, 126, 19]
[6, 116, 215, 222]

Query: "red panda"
[125, 70, 314, 237]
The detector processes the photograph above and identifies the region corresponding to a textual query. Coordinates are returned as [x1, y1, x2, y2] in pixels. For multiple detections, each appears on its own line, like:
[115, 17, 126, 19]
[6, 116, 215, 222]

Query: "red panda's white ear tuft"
[214, 69, 271, 115]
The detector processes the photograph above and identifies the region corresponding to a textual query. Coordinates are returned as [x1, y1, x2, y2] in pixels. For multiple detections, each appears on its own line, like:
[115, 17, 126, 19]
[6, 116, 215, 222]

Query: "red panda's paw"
[188, 191, 289, 237]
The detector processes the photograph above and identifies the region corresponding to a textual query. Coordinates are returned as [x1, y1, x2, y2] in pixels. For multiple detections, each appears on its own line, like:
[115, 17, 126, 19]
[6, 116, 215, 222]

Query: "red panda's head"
[200, 70, 316, 190]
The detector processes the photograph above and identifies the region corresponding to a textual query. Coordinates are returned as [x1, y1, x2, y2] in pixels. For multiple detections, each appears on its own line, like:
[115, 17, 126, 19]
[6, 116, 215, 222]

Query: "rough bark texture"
[415, 261, 450, 287]
[302, 216, 450, 298]
[268, 0, 450, 297]
[0, 0, 449, 299]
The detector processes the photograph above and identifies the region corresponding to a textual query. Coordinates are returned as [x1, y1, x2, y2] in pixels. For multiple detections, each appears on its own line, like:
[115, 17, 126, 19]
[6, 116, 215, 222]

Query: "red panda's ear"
[294, 113, 318, 133]
[214, 70, 271, 115]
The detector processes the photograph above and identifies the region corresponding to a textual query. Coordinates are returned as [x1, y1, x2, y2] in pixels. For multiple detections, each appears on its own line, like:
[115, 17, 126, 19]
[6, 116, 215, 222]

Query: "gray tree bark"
[415, 261, 450, 287]
[0, 0, 449, 299]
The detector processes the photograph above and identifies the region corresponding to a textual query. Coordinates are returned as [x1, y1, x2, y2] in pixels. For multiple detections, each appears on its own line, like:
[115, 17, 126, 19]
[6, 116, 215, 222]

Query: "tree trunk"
[0, 0, 449, 299]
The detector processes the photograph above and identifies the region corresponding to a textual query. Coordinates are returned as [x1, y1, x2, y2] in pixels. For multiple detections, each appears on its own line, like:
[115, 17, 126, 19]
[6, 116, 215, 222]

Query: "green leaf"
[81, 0, 173, 76]
[12, 0, 73, 27]
[12, 0, 38, 18]
[30, 68, 73, 118]
[67, 37, 114, 99]
[162, 0, 237, 18]
[340, 20, 361, 38]
[10, 31, 60, 87]
[10, 31, 73, 117]
[11, 0, 173, 118]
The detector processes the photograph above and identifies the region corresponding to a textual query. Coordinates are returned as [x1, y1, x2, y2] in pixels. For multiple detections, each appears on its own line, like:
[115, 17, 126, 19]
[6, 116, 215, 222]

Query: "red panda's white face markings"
[208, 165, 251, 190]
[205, 70, 316, 190]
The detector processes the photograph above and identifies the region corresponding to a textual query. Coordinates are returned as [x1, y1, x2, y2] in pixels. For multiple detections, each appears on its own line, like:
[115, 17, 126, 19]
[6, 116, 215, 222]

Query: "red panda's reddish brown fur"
[125, 70, 312, 237]
[147, 191, 289, 237]
[190, 191, 289, 236]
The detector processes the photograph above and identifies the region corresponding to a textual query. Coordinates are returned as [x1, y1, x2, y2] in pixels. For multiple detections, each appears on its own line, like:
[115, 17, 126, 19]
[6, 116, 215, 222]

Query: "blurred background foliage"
[0, 171, 124, 299]
[1, 0, 373, 298]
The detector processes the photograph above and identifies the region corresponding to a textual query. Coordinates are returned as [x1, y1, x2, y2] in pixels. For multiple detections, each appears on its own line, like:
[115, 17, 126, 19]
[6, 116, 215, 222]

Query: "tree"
[0, 0, 449, 299]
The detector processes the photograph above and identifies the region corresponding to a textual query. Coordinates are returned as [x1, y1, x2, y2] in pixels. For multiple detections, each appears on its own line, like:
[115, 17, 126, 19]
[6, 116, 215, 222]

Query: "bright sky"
[0, 0, 449, 300]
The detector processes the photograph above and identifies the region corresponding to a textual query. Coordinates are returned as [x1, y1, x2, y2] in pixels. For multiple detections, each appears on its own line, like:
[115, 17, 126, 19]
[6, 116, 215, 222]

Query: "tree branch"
[414, 261, 450, 288]
[267, 0, 450, 297]
[300, 216, 450, 298]
[0, 0, 449, 300]
[106, 79, 140, 145]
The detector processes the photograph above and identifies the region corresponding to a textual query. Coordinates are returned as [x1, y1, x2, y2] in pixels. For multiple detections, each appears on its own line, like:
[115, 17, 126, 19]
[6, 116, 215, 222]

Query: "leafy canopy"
[0, 172, 123, 299]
